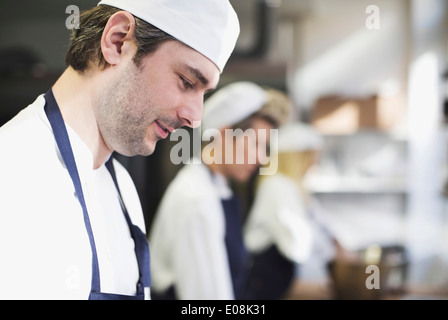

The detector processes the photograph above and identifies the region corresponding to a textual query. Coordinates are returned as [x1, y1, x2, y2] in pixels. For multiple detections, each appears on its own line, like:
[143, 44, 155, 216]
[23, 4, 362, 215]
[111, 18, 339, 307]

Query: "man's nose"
[178, 95, 203, 129]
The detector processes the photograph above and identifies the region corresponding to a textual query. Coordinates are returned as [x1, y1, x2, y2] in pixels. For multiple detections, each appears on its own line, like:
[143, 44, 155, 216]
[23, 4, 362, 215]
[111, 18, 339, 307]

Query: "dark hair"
[65, 5, 176, 71]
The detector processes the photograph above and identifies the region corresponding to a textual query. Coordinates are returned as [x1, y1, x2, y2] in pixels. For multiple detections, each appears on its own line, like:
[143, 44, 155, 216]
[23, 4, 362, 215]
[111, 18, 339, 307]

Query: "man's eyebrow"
[184, 65, 210, 87]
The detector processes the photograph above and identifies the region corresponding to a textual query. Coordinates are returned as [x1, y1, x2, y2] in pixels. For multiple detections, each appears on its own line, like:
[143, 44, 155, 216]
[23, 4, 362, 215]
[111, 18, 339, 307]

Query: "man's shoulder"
[0, 94, 60, 182]
[0, 94, 49, 147]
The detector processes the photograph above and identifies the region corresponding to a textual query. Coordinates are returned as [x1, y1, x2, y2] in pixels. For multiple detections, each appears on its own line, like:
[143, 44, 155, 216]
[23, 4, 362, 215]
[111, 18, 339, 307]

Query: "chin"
[141, 139, 158, 156]
[137, 144, 156, 157]
[115, 140, 157, 157]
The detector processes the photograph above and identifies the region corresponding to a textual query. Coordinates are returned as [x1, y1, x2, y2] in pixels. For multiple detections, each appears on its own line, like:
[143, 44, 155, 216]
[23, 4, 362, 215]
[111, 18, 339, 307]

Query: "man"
[0, 0, 239, 300]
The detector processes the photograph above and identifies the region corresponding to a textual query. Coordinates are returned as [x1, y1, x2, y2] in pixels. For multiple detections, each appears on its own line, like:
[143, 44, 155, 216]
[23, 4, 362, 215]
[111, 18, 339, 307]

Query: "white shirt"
[245, 173, 338, 269]
[244, 173, 313, 263]
[0, 94, 146, 299]
[149, 161, 235, 300]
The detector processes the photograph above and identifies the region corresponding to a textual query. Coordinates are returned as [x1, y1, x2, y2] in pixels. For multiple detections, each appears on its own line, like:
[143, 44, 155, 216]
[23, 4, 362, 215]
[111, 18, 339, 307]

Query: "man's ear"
[101, 11, 136, 66]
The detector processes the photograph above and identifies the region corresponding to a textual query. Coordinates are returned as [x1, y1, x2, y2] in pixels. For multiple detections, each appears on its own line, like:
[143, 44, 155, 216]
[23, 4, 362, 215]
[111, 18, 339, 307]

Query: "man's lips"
[155, 120, 175, 139]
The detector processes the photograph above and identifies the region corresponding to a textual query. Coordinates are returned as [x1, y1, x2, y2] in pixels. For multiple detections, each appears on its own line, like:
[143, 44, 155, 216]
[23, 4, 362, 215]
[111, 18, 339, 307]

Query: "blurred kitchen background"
[1, 0, 448, 299]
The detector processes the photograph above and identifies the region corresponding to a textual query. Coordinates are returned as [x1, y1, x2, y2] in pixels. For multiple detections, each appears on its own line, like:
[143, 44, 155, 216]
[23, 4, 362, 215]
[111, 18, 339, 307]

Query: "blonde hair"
[277, 150, 317, 180]
[257, 87, 292, 127]
[256, 150, 318, 202]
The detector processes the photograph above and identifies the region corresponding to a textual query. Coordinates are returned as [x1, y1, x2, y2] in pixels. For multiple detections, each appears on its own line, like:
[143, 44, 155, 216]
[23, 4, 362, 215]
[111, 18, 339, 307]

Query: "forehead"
[151, 40, 220, 89]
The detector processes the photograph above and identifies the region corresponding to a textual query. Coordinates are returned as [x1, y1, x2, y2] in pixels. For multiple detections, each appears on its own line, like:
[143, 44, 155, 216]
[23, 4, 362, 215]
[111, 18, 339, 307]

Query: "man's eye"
[181, 77, 194, 90]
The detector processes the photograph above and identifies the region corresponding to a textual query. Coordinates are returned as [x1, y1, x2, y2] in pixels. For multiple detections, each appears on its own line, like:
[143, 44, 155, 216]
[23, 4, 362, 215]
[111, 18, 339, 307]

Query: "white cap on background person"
[277, 122, 324, 153]
[97, 0, 240, 72]
[201, 81, 268, 132]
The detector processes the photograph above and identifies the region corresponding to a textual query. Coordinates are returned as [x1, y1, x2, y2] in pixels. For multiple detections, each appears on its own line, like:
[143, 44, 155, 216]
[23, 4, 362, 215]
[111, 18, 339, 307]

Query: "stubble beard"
[95, 63, 157, 157]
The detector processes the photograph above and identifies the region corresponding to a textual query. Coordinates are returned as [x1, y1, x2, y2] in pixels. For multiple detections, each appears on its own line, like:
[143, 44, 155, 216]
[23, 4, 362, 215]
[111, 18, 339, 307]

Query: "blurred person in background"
[243, 122, 338, 300]
[149, 81, 291, 300]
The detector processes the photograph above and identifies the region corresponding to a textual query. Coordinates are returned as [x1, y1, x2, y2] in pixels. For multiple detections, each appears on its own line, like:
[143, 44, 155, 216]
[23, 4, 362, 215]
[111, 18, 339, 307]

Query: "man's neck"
[52, 67, 112, 169]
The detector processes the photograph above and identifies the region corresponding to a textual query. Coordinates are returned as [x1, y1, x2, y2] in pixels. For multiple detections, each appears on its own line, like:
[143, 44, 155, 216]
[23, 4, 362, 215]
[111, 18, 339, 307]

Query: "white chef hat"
[201, 81, 268, 132]
[97, 0, 240, 73]
[277, 122, 324, 153]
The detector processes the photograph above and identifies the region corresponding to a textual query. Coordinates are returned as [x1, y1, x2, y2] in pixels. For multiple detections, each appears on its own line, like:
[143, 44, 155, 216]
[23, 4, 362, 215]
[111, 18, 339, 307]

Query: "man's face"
[94, 40, 220, 157]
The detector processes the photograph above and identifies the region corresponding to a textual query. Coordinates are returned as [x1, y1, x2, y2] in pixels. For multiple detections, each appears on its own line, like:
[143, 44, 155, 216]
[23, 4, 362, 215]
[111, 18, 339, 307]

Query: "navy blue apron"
[44, 89, 150, 300]
[152, 169, 248, 300]
[243, 244, 296, 300]
[221, 194, 249, 300]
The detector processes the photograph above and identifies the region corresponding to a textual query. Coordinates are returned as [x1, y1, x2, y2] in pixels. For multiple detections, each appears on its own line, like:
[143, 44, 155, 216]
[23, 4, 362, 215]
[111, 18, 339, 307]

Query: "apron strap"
[44, 89, 101, 293]
[44, 89, 150, 297]
[105, 158, 151, 290]
[221, 195, 249, 299]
